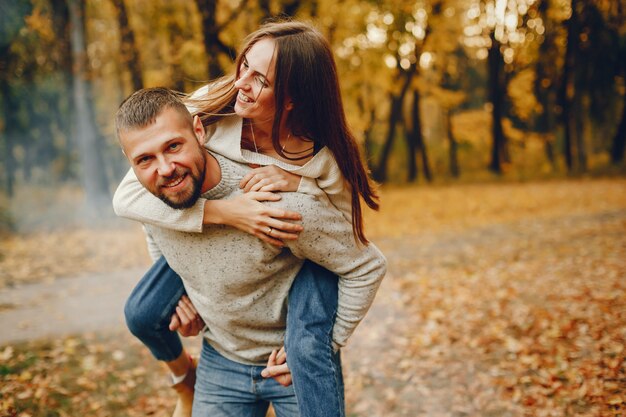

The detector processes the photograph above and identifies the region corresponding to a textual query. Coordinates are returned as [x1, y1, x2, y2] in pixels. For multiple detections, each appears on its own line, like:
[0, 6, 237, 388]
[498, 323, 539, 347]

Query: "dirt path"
[0, 267, 145, 345]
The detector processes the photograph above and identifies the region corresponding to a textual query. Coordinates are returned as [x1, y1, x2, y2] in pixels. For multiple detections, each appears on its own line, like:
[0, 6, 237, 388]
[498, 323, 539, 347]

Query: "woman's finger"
[250, 178, 271, 193]
[263, 226, 299, 241]
[255, 231, 285, 247]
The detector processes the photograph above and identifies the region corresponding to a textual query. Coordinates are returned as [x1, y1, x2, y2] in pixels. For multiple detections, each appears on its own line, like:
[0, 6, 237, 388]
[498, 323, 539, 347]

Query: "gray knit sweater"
[144, 154, 387, 365]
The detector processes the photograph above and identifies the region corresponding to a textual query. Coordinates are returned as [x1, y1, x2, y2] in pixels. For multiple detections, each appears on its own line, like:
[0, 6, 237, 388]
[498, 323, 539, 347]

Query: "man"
[115, 87, 386, 416]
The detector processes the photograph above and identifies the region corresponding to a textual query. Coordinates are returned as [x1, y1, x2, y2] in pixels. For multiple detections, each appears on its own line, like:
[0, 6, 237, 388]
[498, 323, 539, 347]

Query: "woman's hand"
[169, 295, 204, 337]
[261, 346, 292, 387]
[240, 165, 302, 193]
[203, 192, 303, 247]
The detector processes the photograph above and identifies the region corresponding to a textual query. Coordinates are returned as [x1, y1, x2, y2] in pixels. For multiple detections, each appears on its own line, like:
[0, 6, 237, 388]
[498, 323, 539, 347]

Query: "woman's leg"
[285, 260, 344, 417]
[124, 256, 186, 361]
[124, 256, 196, 417]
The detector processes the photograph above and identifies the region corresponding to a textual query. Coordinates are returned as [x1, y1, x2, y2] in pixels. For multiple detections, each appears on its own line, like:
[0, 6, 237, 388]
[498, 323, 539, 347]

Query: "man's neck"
[200, 150, 221, 193]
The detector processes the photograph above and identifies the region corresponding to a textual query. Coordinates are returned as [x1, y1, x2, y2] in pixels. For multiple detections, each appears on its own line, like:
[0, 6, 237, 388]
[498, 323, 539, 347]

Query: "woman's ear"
[285, 99, 294, 111]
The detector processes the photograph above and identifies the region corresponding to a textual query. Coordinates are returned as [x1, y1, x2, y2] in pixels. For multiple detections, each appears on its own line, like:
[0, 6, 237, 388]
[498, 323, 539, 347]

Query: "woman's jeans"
[124, 256, 344, 417]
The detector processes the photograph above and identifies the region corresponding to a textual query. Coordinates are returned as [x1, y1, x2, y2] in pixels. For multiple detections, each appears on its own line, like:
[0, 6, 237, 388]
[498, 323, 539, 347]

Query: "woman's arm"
[113, 168, 304, 246]
[284, 193, 387, 348]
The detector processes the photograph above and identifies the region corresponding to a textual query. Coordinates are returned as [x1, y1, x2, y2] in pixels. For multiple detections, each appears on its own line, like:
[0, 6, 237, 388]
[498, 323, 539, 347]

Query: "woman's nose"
[235, 73, 251, 91]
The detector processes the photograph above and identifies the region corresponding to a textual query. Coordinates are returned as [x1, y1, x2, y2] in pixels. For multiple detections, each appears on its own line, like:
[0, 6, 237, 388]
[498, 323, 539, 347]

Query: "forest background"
[0, 0, 625, 416]
[0, 0, 625, 225]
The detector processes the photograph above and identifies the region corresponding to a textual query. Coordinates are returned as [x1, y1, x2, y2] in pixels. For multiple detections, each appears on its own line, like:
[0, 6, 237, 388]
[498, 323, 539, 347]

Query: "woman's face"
[234, 37, 278, 125]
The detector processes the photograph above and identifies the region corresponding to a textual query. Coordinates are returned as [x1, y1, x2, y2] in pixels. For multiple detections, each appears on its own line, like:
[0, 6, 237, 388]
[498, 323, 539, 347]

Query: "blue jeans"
[193, 341, 299, 416]
[124, 257, 344, 417]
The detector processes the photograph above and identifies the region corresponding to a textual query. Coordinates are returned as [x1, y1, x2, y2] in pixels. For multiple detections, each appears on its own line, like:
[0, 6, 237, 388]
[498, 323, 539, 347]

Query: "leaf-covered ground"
[1, 178, 625, 416]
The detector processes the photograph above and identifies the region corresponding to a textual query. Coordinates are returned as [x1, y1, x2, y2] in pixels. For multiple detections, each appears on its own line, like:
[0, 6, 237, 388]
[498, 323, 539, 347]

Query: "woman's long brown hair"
[186, 21, 379, 244]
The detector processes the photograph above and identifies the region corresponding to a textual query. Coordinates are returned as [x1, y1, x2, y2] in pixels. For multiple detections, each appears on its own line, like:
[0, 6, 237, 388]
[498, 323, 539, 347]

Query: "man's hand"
[169, 295, 204, 337]
[261, 346, 292, 387]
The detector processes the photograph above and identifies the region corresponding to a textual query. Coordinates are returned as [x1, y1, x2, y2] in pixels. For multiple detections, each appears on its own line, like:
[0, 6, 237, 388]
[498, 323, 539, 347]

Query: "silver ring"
[267, 227, 272, 235]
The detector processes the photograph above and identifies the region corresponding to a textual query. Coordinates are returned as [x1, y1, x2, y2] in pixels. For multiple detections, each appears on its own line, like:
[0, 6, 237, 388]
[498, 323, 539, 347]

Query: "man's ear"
[193, 115, 206, 145]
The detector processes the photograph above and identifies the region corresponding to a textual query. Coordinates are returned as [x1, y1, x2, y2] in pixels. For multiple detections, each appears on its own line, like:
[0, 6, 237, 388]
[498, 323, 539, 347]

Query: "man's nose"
[156, 157, 175, 177]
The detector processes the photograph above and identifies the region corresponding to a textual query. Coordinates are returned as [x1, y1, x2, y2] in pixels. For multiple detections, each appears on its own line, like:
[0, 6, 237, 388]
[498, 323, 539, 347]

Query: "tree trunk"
[413, 91, 432, 182]
[560, 0, 581, 172]
[281, 0, 302, 17]
[195, 0, 238, 79]
[574, 90, 587, 171]
[406, 90, 432, 182]
[534, 0, 558, 170]
[0, 75, 16, 197]
[259, 0, 271, 20]
[110, 0, 143, 91]
[610, 90, 626, 163]
[446, 108, 460, 178]
[373, 71, 414, 182]
[50, 0, 73, 157]
[487, 31, 507, 174]
[403, 112, 418, 182]
[68, 0, 110, 208]
[356, 95, 376, 163]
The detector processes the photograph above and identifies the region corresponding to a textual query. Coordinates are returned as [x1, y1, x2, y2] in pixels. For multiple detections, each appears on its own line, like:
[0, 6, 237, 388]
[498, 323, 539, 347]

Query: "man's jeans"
[124, 257, 344, 417]
[193, 340, 299, 416]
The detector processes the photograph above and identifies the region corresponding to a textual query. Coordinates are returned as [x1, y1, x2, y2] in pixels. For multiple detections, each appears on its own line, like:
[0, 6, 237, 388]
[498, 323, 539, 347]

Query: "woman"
[114, 20, 383, 417]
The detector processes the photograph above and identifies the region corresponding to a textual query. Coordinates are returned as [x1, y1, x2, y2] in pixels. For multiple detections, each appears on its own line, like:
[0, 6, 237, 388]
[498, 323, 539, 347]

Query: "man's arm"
[284, 194, 387, 348]
[113, 169, 206, 232]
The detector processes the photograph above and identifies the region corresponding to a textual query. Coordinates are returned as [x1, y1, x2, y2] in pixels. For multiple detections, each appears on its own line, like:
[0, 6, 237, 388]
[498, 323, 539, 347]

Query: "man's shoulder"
[275, 191, 321, 209]
[275, 192, 341, 225]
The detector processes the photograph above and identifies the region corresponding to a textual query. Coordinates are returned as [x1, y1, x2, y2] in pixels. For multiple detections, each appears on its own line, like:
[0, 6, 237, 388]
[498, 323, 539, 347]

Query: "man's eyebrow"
[132, 152, 151, 163]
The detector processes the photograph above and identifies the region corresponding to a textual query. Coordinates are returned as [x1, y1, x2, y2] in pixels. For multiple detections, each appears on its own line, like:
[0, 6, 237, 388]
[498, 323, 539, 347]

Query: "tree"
[607, 1, 626, 164]
[371, 1, 436, 183]
[466, 0, 539, 174]
[487, 30, 508, 174]
[194, 0, 246, 79]
[0, 0, 33, 196]
[68, 0, 110, 208]
[110, 0, 143, 91]
[533, 0, 559, 170]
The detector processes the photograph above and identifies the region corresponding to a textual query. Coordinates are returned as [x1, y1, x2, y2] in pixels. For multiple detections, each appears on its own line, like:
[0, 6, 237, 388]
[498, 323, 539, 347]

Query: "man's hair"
[115, 87, 192, 138]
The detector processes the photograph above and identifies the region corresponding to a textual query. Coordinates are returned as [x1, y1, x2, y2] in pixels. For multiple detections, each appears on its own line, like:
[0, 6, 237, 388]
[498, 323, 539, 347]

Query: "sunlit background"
[0, 0, 624, 231]
[1, 1, 625, 416]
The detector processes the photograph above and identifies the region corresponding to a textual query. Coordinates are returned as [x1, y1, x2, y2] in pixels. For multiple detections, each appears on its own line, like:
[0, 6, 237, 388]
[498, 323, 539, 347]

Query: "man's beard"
[157, 166, 206, 210]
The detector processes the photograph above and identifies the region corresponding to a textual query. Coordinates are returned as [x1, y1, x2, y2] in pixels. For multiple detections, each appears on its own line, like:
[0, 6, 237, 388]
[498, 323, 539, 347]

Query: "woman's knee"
[124, 291, 161, 337]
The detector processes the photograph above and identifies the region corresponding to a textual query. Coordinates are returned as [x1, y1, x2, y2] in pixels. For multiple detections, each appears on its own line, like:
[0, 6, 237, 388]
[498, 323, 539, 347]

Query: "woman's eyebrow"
[243, 56, 270, 84]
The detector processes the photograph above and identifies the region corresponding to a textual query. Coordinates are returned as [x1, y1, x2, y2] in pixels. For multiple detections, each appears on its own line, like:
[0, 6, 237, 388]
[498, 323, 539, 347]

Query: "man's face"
[120, 107, 207, 209]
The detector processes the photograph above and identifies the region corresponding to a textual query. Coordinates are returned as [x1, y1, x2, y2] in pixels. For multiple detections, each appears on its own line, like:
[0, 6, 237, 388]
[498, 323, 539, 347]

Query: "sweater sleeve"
[143, 226, 163, 262]
[112, 168, 205, 232]
[284, 194, 387, 347]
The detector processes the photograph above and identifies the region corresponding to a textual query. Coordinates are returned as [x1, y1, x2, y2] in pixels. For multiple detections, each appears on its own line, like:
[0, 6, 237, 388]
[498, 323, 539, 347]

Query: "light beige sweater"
[142, 153, 386, 365]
